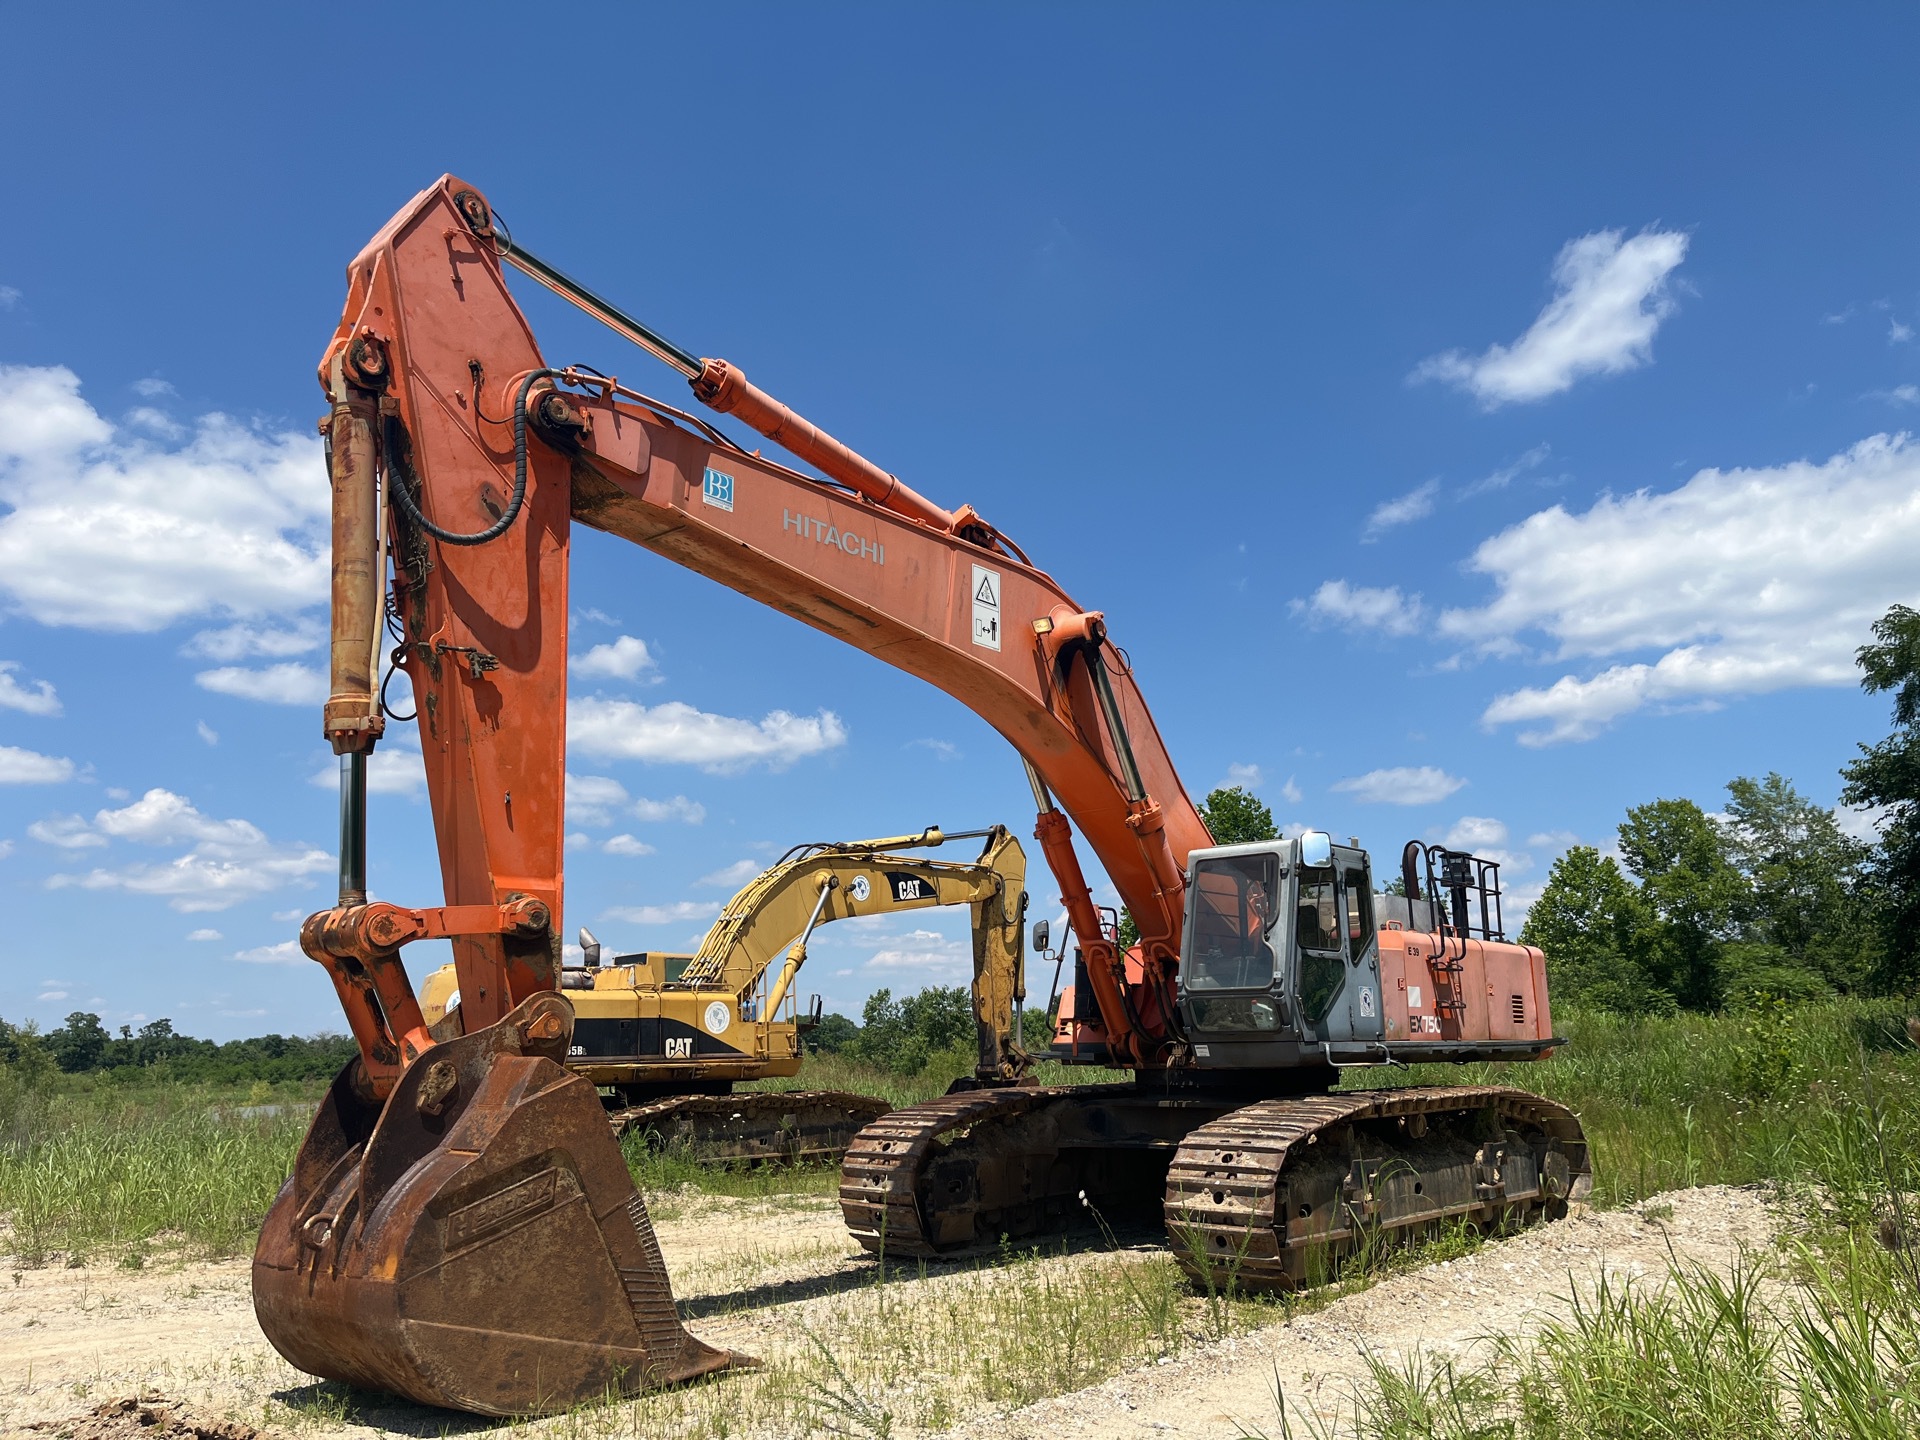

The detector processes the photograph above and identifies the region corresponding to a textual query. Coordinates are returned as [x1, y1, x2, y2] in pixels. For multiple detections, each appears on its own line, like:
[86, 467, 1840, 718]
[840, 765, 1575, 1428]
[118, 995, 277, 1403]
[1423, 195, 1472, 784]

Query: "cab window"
[1186, 853, 1280, 991]
[1343, 865, 1375, 961]
[1296, 868, 1345, 1023]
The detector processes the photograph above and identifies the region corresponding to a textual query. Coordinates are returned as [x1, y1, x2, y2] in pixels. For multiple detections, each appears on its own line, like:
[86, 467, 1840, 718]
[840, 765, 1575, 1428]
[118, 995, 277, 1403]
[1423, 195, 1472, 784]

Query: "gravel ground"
[0, 1185, 1783, 1440]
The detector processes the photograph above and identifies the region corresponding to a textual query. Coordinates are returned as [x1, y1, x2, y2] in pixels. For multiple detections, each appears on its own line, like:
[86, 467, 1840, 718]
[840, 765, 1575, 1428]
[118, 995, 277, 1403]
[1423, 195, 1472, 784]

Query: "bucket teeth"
[252, 996, 740, 1416]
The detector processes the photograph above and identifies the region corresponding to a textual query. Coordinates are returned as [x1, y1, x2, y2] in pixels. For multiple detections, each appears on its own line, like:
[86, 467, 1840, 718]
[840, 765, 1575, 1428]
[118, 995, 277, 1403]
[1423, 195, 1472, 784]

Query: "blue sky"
[2, 8, 1916, 1038]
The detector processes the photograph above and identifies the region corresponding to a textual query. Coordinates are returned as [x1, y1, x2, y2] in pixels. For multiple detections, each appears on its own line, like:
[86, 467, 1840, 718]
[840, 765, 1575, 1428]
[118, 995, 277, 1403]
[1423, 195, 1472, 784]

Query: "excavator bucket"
[252, 993, 737, 1415]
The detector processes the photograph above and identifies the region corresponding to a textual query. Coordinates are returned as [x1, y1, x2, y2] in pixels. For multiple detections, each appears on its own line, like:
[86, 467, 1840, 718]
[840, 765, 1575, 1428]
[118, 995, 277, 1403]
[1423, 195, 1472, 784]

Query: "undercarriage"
[839, 1082, 1589, 1288]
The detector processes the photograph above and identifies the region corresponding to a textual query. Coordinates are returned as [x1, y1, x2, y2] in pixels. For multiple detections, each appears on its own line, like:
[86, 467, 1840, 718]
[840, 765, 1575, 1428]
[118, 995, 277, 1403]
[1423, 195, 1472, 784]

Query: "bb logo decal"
[701, 467, 735, 512]
[703, 1001, 731, 1035]
[1358, 987, 1377, 1019]
[848, 875, 871, 903]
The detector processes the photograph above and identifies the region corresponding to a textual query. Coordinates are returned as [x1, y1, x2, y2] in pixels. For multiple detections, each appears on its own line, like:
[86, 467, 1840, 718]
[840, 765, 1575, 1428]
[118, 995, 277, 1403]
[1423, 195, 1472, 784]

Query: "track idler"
[252, 993, 739, 1415]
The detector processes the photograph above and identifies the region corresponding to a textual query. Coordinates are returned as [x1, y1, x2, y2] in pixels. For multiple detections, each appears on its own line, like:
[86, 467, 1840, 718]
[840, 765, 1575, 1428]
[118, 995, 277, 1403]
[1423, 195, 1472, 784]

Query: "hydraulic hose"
[387, 368, 559, 546]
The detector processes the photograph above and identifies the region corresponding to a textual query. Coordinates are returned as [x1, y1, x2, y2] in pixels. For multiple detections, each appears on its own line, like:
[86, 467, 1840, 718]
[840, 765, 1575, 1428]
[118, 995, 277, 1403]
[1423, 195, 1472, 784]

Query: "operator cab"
[1178, 830, 1383, 1064]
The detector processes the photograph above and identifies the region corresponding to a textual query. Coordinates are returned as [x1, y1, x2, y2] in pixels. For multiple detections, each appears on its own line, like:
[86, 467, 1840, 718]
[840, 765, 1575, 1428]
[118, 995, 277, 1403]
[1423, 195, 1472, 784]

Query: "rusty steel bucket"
[252, 993, 738, 1415]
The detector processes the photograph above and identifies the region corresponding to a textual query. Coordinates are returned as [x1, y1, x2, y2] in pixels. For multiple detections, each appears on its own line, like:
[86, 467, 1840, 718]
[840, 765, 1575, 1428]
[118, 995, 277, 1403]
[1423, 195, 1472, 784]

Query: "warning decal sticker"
[971, 564, 1002, 651]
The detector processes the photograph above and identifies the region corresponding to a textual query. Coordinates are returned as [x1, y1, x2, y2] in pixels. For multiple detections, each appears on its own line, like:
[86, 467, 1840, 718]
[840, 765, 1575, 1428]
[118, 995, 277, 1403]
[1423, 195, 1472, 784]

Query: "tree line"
[0, 1013, 356, 1085]
[1523, 604, 1920, 1013]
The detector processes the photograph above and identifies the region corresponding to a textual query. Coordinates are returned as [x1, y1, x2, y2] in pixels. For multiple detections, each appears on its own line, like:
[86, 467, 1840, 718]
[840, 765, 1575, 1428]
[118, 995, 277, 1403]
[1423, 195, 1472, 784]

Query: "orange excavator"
[252, 175, 1588, 1416]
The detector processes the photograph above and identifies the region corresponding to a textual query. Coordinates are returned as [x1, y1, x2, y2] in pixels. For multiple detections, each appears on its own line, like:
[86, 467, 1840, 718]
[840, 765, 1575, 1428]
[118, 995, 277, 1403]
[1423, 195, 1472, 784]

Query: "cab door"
[1293, 846, 1384, 1044]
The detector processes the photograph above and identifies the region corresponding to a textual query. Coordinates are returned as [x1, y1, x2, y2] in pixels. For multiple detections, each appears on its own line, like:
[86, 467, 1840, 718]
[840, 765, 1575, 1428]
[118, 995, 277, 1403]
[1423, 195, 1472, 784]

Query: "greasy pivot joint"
[344, 335, 390, 392]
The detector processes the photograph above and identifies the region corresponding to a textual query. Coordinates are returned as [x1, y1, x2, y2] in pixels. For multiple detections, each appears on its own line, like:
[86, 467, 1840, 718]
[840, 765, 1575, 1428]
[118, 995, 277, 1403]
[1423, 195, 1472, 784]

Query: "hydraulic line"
[387, 368, 559, 546]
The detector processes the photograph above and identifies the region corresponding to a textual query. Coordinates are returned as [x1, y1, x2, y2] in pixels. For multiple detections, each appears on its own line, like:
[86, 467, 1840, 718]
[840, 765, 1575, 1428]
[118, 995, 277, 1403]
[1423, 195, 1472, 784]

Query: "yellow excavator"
[416, 825, 1031, 1162]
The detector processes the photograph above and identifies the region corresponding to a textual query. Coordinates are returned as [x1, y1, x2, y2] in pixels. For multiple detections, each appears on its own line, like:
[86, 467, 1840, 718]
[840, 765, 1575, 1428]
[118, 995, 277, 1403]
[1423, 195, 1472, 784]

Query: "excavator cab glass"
[1296, 863, 1346, 1024]
[1182, 849, 1285, 1032]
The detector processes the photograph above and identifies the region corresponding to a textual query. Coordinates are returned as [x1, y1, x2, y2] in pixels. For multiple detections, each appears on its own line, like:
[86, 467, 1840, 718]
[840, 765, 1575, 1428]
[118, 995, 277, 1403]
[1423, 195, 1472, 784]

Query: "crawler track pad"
[252, 995, 741, 1416]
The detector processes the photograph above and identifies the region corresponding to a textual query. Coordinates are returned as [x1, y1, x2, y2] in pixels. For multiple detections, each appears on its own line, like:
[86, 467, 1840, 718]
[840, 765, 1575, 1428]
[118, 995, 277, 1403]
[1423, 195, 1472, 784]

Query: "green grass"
[1344, 999, 1920, 1208]
[0, 1078, 314, 1265]
[3, 1000, 1914, 1269]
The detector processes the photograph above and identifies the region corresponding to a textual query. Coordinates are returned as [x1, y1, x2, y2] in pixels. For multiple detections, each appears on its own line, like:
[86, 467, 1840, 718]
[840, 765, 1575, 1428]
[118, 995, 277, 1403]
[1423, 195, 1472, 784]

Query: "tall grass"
[0, 1080, 311, 1264]
[1293, 999, 1920, 1439]
[1346, 999, 1920, 1206]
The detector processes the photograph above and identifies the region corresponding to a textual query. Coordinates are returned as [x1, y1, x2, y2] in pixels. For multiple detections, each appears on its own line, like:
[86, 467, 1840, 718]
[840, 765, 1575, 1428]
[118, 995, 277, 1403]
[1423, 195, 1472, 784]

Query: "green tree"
[1617, 798, 1750, 1011]
[1199, 786, 1279, 846]
[1520, 846, 1671, 1014]
[1840, 603, 1920, 992]
[805, 1011, 858, 1054]
[1720, 772, 1872, 995]
[1120, 785, 1282, 947]
[47, 1011, 111, 1073]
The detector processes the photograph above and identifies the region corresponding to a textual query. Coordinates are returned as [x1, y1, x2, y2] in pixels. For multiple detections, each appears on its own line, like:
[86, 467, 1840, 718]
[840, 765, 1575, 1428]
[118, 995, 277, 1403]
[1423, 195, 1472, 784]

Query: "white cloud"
[698, 858, 761, 888]
[1330, 766, 1466, 805]
[601, 900, 723, 925]
[1892, 321, 1914, 344]
[0, 286, 20, 311]
[1413, 228, 1689, 408]
[93, 789, 261, 846]
[568, 696, 847, 771]
[1835, 804, 1891, 842]
[0, 839, 11, 860]
[1220, 762, 1263, 790]
[234, 940, 303, 965]
[1874, 385, 1920, 407]
[1459, 443, 1553, 500]
[566, 772, 629, 827]
[38, 988, 68, 1002]
[603, 833, 656, 857]
[47, 788, 329, 912]
[1281, 775, 1303, 805]
[131, 378, 174, 398]
[862, 926, 970, 977]
[910, 738, 961, 761]
[0, 745, 74, 784]
[183, 620, 321, 661]
[565, 832, 593, 852]
[126, 406, 185, 439]
[1439, 815, 1531, 874]
[1449, 433, 1920, 743]
[308, 735, 424, 796]
[0, 661, 59, 716]
[0, 364, 327, 630]
[195, 721, 218, 747]
[1296, 580, 1425, 636]
[186, 928, 223, 941]
[195, 663, 326, 706]
[28, 814, 104, 849]
[1526, 829, 1581, 853]
[1364, 479, 1438, 539]
[632, 794, 706, 824]
[1444, 816, 1508, 850]
[573, 635, 657, 681]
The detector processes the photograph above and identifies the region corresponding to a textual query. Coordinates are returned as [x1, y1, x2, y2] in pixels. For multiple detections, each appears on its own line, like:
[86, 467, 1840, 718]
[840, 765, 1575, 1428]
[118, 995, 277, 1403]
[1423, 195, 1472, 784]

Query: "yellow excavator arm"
[421, 825, 1031, 1087]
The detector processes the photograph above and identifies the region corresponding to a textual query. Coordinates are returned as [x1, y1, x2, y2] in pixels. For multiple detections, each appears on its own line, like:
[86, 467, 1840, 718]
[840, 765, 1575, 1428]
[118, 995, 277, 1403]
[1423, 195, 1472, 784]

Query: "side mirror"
[1299, 830, 1333, 870]
[1032, 919, 1051, 954]
[578, 927, 602, 968]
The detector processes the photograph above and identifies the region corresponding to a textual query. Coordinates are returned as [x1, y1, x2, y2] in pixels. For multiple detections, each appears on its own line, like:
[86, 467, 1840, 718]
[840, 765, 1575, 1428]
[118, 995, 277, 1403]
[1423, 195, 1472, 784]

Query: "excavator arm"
[317, 175, 1209, 1076]
[258, 174, 1215, 1416]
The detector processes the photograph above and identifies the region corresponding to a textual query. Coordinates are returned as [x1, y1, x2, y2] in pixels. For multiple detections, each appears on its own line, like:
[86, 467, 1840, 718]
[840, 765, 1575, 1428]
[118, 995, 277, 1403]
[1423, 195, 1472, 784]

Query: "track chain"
[1164, 1085, 1591, 1292]
[607, 1090, 892, 1165]
[840, 1084, 1136, 1258]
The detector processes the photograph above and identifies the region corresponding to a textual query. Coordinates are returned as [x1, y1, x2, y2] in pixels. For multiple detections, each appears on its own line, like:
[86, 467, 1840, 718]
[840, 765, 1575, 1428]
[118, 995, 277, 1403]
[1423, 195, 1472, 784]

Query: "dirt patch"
[0, 1186, 1784, 1440]
[943, 1184, 1783, 1439]
[25, 1396, 258, 1440]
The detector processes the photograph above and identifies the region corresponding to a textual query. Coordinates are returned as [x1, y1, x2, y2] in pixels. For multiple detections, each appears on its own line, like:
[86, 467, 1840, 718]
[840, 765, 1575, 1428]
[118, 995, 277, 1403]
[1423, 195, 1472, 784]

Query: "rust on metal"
[253, 993, 739, 1415]
[609, 1090, 892, 1166]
